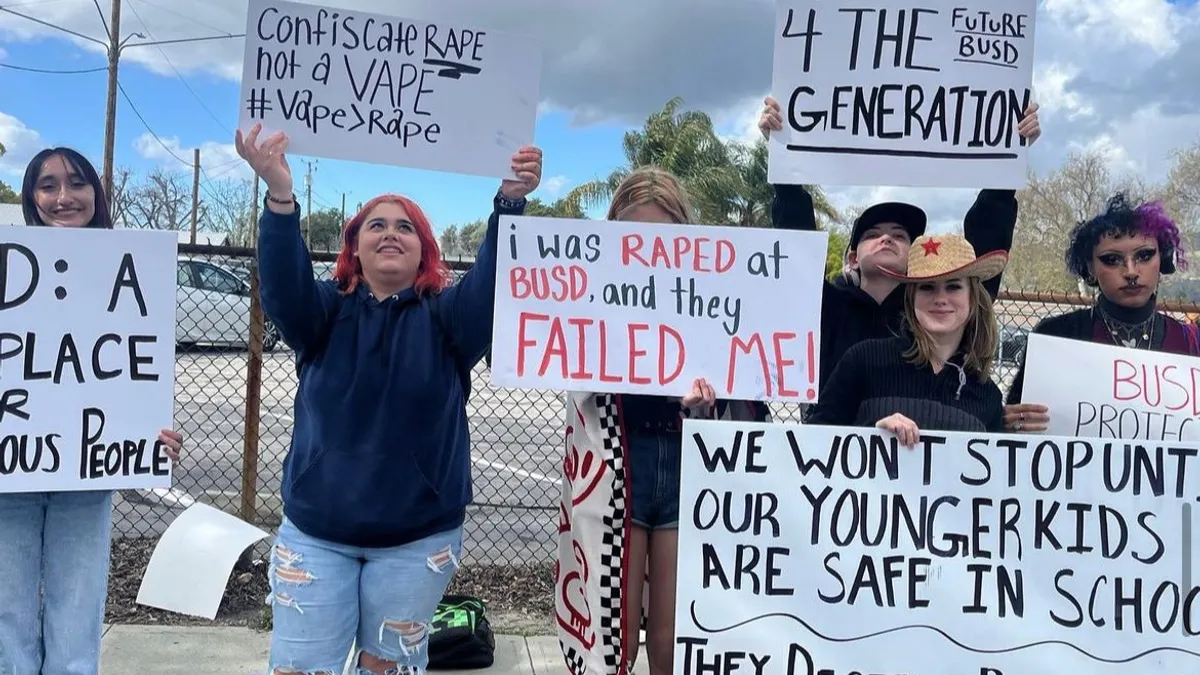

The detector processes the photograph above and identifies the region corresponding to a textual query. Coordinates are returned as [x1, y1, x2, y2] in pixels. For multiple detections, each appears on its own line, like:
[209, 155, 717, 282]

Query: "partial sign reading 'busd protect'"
[0, 227, 177, 493]
[768, 0, 1038, 189]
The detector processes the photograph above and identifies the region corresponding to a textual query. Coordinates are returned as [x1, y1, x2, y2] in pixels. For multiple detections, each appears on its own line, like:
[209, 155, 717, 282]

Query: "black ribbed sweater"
[806, 336, 1005, 433]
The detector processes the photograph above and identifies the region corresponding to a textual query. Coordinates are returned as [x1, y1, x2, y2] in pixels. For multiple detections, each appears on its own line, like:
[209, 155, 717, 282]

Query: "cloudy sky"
[1, 0, 1197, 233]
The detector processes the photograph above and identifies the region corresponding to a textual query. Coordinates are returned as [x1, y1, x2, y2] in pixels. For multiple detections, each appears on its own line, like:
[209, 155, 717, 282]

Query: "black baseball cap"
[848, 202, 927, 249]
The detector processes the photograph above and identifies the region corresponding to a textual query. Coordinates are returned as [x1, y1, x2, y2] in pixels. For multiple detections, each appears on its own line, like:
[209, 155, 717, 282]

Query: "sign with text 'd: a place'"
[237, 0, 542, 179]
[490, 216, 828, 402]
[768, 0, 1038, 189]
[0, 227, 177, 493]
[677, 419, 1200, 675]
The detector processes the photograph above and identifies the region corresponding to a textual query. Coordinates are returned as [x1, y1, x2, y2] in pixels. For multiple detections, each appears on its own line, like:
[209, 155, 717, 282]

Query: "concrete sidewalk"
[100, 624, 649, 674]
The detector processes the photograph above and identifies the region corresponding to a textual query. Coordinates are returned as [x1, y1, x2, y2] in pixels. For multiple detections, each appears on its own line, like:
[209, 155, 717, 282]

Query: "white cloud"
[0, 111, 43, 178]
[541, 175, 569, 198]
[1, 0, 1196, 214]
[132, 132, 252, 181]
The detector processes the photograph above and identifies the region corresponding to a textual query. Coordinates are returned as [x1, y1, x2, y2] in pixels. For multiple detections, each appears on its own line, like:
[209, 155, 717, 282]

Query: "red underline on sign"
[785, 145, 1020, 160]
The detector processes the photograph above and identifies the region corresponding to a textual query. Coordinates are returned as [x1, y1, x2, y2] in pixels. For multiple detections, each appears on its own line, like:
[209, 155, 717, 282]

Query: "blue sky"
[0, 30, 650, 232]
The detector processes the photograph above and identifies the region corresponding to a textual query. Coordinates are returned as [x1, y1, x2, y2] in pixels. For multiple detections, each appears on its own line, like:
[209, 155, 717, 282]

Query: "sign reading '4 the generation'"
[677, 419, 1200, 675]
[768, 0, 1038, 189]
[237, 0, 541, 179]
[0, 227, 178, 493]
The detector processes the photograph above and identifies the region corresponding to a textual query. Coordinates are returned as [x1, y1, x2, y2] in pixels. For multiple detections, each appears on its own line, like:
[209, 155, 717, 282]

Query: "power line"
[123, 0, 227, 132]
[0, 62, 106, 73]
[128, 0, 233, 39]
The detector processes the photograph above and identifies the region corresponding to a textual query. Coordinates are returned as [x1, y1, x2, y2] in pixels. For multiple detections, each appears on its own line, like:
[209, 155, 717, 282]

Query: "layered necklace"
[1094, 299, 1155, 350]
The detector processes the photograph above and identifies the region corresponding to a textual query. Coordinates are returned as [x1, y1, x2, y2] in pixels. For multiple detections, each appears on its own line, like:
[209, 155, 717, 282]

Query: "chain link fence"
[111, 244, 1200, 568]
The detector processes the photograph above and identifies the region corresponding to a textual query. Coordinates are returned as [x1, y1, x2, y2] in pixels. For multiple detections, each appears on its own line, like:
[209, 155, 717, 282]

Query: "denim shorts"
[267, 517, 463, 675]
[626, 429, 683, 531]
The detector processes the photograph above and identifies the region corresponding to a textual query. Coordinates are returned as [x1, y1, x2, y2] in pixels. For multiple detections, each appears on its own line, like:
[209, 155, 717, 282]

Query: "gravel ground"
[104, 538, 556, 635]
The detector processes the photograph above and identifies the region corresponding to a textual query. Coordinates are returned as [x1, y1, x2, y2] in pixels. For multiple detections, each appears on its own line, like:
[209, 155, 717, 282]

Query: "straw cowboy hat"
[880, 233, 1008, 282]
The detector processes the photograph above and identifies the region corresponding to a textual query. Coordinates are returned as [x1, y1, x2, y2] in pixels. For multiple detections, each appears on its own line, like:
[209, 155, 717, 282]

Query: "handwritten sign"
[0, 227, 177, 493]
[767, 0, 1037, 189]
[1021, 333, 1200, 442]
[677, 419, 1200, 675]
[490, 216, 829, 402]
[237, 0, 541, 179]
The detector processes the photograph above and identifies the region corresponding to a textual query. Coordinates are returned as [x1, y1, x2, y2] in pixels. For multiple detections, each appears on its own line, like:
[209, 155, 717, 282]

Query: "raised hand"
[1018, 101, 1041, 145]
[758, 96, 783, 140]
[500, 146, 543, 201]
[234, 123, 294, 199]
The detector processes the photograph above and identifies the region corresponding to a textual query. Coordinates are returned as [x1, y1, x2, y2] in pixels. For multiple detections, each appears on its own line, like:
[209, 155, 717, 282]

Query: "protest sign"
[237, 0, 541, 179]
[0, 227, 177, 493]
[1021, 333, 1200, 442]
[677, 418, 1200, 674]
[768, 0, 1037, 189]
[490, 216, 828, 402]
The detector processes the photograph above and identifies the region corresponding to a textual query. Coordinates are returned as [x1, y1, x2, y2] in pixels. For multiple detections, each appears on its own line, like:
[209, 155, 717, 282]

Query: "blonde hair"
[606, 166, 695, 224]
[902, 278, 999, 380]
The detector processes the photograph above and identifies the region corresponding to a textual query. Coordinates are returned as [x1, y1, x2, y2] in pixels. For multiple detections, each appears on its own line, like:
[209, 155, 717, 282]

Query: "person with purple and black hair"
[1004, 192, 1200, 432]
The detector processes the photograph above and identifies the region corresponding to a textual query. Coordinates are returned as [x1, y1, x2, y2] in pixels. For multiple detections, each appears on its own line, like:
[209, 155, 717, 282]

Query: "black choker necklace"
[1094, 300, 1155, 349]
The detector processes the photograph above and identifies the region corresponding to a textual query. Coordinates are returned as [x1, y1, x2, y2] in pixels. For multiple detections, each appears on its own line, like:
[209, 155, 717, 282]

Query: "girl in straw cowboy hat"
[806, 233, 1010, 444]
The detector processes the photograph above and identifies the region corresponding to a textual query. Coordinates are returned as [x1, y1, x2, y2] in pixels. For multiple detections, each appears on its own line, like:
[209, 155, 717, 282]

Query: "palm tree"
[565, 97, 838, 228]
[0, 141, 6, 157]
[722, 136, 839, 228]
[563, 97, 741, 225]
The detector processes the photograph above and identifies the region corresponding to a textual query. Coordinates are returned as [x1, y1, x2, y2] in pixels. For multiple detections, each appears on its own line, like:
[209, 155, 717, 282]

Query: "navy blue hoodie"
[257, 192, 525, 548]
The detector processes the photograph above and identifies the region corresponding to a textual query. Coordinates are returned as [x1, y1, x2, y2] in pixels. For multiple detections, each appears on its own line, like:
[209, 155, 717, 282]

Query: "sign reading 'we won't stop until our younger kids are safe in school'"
[490, 216, 829, 402]
[237, 0, 541, 179]
[676, 419, 1200, 675]
[0, 227, 178, 493]
[768, 0, 1038, 190]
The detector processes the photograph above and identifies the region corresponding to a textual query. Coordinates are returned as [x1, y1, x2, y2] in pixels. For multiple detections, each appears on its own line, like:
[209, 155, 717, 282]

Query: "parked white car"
[175, 256, 279, 351]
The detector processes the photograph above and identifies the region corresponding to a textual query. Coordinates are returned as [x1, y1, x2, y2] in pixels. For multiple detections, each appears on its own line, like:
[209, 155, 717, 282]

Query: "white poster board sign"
[678, 419, 1200, 674]
[0, 227, 177, 492]
[490, 217, 829, 402]
[768, 0, 1037, 189]
[1021, 332, 1200, 442]
[237, 0, 541, 179]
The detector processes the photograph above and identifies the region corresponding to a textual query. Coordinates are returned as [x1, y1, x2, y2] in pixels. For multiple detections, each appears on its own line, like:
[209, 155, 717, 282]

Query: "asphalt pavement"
[113, 348, 566, 567]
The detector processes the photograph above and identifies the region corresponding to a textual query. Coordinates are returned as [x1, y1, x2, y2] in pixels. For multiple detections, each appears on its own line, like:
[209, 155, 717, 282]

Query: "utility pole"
[303, 159, 315, 247]
[100, 0, 122, 202]
[0, 2, 246, 203]
[341, 193, 346, 223]
[189, 147, 200, 244]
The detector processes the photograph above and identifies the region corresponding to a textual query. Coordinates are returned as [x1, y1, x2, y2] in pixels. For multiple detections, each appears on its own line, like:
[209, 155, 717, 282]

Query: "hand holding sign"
[1002, 402, 1049, 432]
[235, 123, 295, 201]
[500, 146, 543, 201]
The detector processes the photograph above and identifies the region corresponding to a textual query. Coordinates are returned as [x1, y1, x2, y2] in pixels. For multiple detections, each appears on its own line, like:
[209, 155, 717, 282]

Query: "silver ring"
[1015, 421, 1023, 431]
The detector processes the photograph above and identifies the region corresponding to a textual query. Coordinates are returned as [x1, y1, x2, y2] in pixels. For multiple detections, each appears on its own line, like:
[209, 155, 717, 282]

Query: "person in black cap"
[756, 95, 1041, 390]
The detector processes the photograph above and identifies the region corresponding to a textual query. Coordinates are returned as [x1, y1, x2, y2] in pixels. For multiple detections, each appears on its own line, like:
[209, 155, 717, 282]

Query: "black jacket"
[771, 184, 1017, 389]
[807, 335, 1006, 433]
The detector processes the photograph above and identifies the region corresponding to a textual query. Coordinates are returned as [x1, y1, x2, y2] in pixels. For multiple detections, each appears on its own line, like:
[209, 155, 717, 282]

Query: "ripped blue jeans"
[267, 517, 462, 675]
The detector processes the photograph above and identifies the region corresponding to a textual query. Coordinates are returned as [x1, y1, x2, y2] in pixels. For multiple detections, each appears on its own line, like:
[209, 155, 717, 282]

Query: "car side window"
[177, 261, 196, 289]
[195, 264, 242, 295]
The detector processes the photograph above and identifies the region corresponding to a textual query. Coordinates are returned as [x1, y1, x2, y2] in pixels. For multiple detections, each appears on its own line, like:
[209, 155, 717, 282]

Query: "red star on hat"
[921, 239, 942, 256]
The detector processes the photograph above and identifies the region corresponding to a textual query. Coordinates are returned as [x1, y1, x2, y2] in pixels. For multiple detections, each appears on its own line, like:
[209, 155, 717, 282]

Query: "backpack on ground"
[427, 594, 495, 670]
